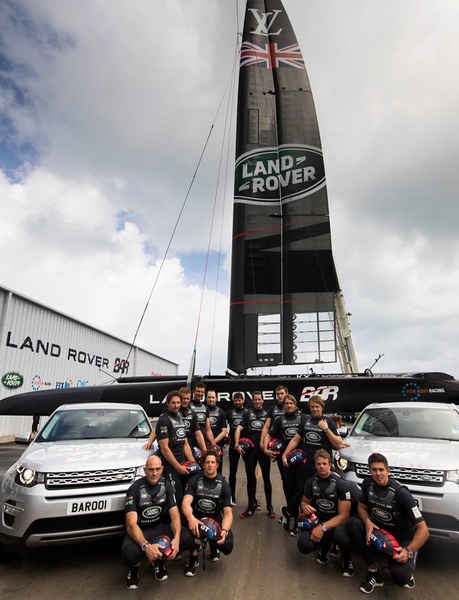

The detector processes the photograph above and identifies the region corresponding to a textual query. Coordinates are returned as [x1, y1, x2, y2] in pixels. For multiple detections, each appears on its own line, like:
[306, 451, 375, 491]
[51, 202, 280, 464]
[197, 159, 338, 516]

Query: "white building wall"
[0, 286, 178, 438]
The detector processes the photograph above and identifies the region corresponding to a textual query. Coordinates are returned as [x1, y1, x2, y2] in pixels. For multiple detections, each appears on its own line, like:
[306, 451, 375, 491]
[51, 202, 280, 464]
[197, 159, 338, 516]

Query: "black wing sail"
[228, 0, 340, 374]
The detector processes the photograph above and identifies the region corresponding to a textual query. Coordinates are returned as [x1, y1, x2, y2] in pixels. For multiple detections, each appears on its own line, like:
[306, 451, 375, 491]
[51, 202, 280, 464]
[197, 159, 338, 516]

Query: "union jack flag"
[240, 42, 305, 69]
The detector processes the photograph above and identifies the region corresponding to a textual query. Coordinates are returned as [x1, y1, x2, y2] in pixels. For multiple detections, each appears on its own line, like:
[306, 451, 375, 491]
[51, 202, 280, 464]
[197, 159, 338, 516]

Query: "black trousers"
[243, 446, 272, 509]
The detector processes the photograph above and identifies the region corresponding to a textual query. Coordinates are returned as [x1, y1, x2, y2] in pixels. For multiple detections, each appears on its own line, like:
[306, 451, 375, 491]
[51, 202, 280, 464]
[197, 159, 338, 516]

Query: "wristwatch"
[321, 523, 328, 532]
[141, 542, 150, 552]
[404, 547, 414, 559]
[323, 426, 329, 432]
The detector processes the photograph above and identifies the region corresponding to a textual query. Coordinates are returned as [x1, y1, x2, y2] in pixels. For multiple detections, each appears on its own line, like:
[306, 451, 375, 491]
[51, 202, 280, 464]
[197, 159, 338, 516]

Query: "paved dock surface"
[0, 443, 456, 600]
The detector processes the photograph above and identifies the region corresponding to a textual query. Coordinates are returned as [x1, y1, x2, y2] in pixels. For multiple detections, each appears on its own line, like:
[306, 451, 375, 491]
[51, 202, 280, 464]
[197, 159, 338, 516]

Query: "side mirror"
[15, 432, 33, 445]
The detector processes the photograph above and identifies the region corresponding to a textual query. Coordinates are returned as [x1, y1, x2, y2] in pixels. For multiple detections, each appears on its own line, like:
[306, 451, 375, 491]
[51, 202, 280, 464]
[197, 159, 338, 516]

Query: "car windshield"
[352, 405, 459, 441]
[37, 408, 152, 441]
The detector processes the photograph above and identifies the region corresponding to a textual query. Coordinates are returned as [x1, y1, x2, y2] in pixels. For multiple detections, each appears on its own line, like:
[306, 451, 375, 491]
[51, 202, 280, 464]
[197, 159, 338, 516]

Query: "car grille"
[354, 463, 445, 486]
[25, 510, 125, 536]
[45, 467, 136, 489]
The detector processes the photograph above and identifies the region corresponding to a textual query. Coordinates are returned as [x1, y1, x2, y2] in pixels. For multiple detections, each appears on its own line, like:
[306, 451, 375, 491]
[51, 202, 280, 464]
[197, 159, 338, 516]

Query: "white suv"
[0, 402, 152, 553]
[335, 402, 459, 543]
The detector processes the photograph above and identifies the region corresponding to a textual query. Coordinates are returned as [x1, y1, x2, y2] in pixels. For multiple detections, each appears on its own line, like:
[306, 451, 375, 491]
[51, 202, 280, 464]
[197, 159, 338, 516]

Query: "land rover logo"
[176, 427, 186, 439]
[252, 420, 264, 429]
[235, 145, 326, 205]
[372, 508, 392, 523]
[142, 506, 162, 519]
[305, 431, 321, 443]
[285, 427, 298, 437]
[317, 499, 334, 510]
[1, 372, 24, 389]
[209, 416, 217, 425]
[196, 413, 206, 422]
[198, 499, 216, 511]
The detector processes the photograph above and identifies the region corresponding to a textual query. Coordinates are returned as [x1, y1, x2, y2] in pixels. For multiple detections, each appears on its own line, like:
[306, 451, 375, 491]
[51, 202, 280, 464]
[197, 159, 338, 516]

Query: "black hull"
[1, 372, 458, 418]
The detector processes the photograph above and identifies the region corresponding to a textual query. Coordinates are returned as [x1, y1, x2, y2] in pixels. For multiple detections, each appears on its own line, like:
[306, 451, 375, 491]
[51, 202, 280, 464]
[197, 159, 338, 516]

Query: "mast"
[228, 0, 354, 374]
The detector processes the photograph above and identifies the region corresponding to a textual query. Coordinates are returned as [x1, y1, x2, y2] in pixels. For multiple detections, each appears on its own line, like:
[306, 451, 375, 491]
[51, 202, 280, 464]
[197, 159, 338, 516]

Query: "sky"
[1, 0, 459, 379]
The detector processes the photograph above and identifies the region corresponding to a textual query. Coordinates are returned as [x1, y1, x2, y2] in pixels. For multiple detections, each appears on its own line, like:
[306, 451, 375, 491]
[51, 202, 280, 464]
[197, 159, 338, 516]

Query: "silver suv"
[0, 403, 152, 551]
[335, 402, 459, 543]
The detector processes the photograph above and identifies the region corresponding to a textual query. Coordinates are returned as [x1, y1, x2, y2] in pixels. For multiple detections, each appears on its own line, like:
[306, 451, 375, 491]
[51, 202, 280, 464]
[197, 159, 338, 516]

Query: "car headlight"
[446, 470, 459, 485]
[135, 466, 145, 478]
[15, 465, 45, 487]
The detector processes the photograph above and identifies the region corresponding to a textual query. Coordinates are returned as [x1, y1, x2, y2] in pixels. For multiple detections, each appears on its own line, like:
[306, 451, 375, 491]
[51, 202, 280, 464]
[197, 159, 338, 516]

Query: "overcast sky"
[1, 0, 458, 379]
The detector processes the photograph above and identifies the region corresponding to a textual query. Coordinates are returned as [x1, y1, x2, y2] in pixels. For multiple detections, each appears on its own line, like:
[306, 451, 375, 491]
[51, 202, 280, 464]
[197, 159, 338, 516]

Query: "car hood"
[15, 439, 149, 471]
[340, 436, 458, 470]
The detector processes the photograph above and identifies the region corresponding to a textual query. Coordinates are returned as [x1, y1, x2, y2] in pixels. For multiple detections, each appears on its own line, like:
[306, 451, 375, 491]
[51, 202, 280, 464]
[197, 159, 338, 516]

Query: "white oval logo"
[252, 420, 264, 430]
[142, 506, 162, 518]
[305, 431, 321, 443]
[317, 499, 334, 510]
[285, 427, 298, 437]
[209, 416, 218, 425]
[198, 499, 216, 511]
[196, 413, 206, 422]
[372, 508, 392, 523]
[176, 427, 186, 439]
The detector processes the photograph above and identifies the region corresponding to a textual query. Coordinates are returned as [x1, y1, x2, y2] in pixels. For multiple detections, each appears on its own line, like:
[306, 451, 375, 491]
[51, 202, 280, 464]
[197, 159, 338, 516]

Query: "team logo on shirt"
[285, 427, 298, 437]
[196, 413, 206, 422]
[316, 499, 334, 510]
[305, 431, 321, 443]
[251, 420, 264, 429]
[142, 506, 162, 519]
[209, 416, 218, 426]
[176, 427, 186, 439]
[372, 508, 392, 523]
[198, 499, 216, 512]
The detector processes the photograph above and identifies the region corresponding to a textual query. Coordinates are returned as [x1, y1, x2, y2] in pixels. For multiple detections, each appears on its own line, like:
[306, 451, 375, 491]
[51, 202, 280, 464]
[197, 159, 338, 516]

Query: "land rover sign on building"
[0, 285, 177, 438]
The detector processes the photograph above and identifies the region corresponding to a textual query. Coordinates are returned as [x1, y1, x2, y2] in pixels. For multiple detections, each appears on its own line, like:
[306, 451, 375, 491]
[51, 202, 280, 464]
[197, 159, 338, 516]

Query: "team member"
[282, 395, 345, 533]
[182, 449, 234, 575]
[155, 390, 194, 506]
[298, 450, 353, 574]
[179, 386, 207, 455]
[122, 455, 193, 589]
[226, 392, 248, 505]
[264, 394, 305, 526]
[189, 381, 215, 448]
[234, 391, 275, 519]
[205, 389, 228, 473]
[260, 385, 288, 449]
[348, 452, 429, 593]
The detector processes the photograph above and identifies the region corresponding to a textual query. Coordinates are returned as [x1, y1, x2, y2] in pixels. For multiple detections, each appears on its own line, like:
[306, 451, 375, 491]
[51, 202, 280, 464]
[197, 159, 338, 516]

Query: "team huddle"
[123, 383, 429, 593]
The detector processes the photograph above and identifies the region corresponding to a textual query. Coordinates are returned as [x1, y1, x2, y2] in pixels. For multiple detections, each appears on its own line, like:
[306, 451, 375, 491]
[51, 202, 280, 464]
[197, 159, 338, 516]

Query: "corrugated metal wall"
[0, 286, 178, 438]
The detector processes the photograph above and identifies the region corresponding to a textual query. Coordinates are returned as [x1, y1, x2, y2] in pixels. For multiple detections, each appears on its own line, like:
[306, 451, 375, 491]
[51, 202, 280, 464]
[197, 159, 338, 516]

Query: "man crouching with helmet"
[181, 449, 234, 576]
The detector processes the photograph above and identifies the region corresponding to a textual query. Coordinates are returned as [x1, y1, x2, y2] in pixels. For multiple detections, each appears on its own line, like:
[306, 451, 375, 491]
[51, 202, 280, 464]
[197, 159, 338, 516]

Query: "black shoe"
[209, 548, 220, 562]
[359, 570, 384, 594]
[280, 505, 291, 532]
[402, 575, 415, 589]
[329, 544, 340, 558]
[316, 550, 329, 565]
[255, 499, 261, 511]
[126, 565, 140, 589]
[230, 497, 237, 507]
[268, 505, 276, 519]
[240, 507, 255, 519]
[341, 560, 354, 577]
[185, 555, 199, 577]
[289, 526, 299, 537]
[153, 559, 168, 581]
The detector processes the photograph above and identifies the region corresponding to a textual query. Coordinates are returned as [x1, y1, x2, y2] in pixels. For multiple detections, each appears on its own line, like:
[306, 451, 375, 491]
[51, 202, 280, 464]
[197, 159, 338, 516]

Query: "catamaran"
[1, 0, 458, 418]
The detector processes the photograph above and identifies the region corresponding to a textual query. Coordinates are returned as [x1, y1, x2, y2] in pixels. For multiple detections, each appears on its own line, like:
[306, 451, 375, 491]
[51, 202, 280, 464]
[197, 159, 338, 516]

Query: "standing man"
[282, 395, 345, 534]
[348, 452, 429, 593]
[179, 386, 207, 455]
[205, 389, 228, 473]
[182, 449, 234, 574]
[298, 450, 353, 574]
[226, 392, 248, 505]
[189, 381, 215, 448]
[122, 455, 193, 588]
[155, 390, 195, 507]
[234, 391, 275, 519]
[260, 385, 288, 449]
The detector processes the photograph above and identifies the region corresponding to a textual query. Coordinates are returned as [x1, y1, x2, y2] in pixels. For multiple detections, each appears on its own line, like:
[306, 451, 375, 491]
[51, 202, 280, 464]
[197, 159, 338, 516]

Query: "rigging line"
[124, 124, 215, 364]
[208, 33, 240, 375]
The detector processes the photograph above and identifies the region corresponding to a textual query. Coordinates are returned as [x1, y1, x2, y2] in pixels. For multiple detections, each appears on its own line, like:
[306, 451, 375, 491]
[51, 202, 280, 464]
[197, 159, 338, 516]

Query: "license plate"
[67, 497, 112, 515]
